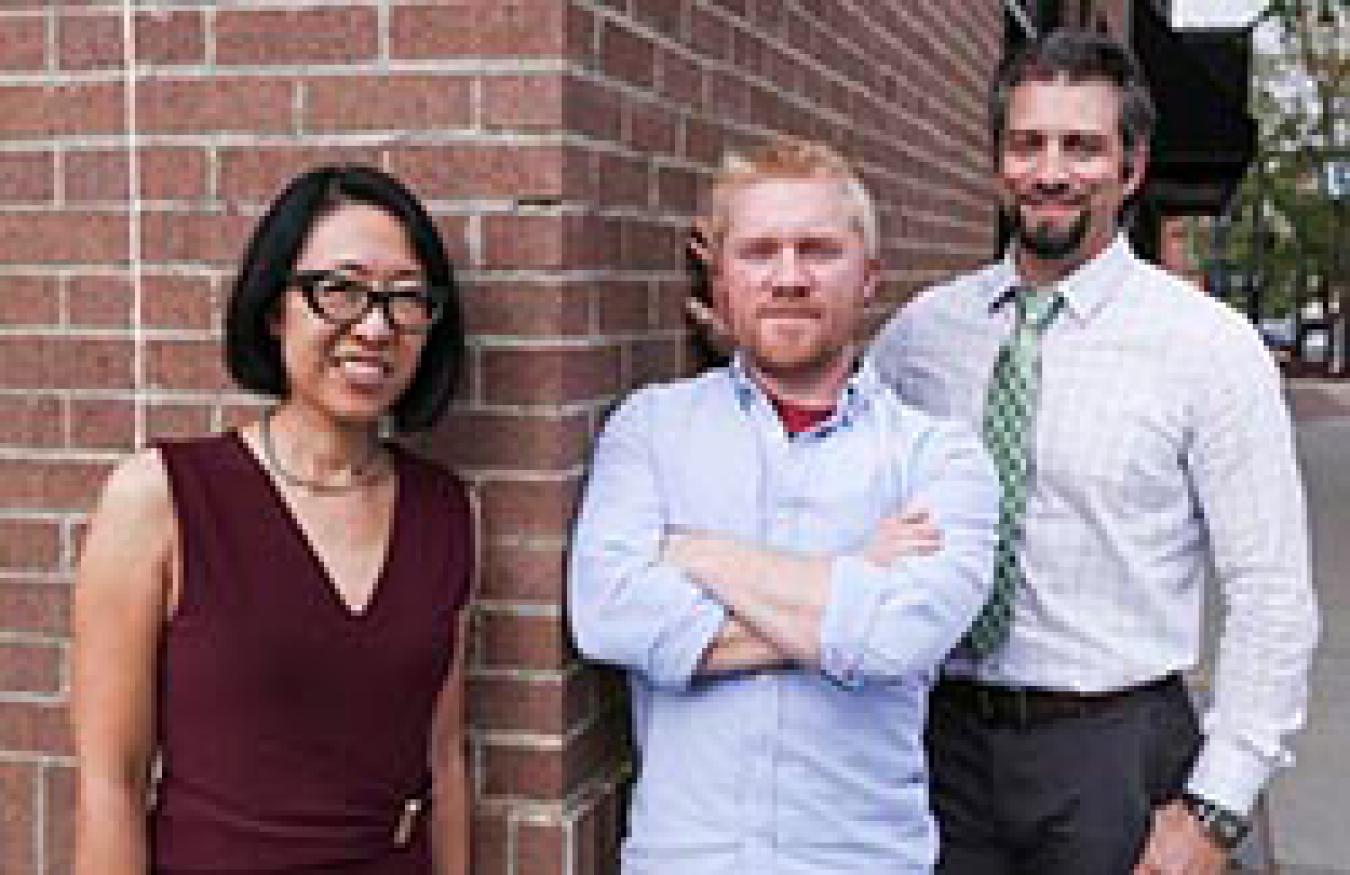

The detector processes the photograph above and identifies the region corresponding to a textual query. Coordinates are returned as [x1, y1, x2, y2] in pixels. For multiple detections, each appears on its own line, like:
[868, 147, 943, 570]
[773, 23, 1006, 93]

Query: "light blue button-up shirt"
[568, 358, 999, 874]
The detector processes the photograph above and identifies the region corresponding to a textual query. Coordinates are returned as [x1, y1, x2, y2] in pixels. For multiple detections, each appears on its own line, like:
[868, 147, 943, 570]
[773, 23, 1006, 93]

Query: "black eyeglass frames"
[291, 270, 446, 334]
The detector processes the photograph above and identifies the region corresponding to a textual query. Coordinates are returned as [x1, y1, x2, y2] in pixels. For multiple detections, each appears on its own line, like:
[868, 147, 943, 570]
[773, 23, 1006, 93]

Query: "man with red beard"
[569, 138, 1000, 874]
[869, 29, 1318, 875]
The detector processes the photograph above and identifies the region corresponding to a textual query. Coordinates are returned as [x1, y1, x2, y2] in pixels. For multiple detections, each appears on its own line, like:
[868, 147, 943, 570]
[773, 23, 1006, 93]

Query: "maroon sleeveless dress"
[149, 432, 472, 873]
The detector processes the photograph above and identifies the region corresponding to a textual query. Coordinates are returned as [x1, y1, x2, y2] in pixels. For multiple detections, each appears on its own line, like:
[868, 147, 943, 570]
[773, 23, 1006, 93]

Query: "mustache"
[1018, 193, 1089, 208]
[757, 306, 823, 319]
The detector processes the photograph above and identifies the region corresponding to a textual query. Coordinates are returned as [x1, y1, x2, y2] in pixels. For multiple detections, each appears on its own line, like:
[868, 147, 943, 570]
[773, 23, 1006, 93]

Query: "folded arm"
[569, 389, 757, 688]
[667, 423, 999, 687]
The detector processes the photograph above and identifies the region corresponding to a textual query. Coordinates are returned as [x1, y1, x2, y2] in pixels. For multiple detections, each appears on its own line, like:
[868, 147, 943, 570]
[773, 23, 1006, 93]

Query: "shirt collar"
[728, 352, 877, 430]
[986, 233, 1133, 324]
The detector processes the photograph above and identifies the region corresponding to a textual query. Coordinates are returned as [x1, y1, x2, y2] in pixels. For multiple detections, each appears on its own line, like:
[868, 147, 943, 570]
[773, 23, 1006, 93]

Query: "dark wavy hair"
[990, 28, 1157, 166]
[224, 165, 464, 432]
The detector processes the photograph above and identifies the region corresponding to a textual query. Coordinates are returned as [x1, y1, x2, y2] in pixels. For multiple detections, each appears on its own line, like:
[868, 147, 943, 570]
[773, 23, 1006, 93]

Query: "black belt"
[934, 673, 1181, 728]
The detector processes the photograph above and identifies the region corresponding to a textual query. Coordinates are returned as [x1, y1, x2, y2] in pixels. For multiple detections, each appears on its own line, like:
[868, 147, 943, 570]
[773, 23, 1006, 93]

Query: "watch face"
[1183, 795, 1249, 850]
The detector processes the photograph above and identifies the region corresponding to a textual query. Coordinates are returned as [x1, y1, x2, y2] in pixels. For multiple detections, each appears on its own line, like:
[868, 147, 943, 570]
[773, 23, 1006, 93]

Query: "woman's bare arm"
[72, 450, 176, 875]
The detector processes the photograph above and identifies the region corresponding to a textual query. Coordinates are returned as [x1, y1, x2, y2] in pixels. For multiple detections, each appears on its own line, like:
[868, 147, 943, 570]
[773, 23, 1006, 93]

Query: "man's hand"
[863, 507, 941, 566]
[1132, 800, 1228, 875]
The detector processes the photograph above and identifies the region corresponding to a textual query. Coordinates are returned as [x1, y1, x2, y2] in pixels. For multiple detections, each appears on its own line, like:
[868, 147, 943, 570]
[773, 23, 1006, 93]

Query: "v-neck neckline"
[229, 429, 403, 621]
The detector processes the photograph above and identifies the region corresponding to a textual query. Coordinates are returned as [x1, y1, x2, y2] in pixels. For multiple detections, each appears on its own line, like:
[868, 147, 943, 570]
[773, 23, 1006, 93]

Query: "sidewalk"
[1263, 379, 1350, 874]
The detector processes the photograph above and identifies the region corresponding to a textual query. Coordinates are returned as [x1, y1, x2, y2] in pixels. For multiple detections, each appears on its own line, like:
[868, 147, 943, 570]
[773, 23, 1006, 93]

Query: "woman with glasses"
[71, 165, 475, 874]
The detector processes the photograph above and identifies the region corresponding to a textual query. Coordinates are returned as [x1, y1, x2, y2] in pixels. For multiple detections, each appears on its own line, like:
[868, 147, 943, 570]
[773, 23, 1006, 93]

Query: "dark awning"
[1132, 3, 1258, 214]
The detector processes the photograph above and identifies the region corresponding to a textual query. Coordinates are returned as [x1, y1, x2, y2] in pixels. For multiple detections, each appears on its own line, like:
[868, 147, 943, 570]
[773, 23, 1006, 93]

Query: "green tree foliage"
[1220, 0, 1347, 318]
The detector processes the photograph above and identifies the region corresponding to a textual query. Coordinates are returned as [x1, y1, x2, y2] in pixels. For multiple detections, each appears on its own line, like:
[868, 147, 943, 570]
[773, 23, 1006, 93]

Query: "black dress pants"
[925, 675, 1202, 875]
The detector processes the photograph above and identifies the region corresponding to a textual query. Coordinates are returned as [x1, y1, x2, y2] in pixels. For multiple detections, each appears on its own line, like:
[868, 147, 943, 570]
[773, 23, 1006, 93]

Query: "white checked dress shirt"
[869, 235, 1319, 816]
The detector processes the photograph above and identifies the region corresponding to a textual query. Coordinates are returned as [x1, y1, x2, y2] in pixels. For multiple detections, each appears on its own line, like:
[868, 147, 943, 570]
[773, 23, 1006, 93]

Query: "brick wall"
[0, 2, 1003, 872]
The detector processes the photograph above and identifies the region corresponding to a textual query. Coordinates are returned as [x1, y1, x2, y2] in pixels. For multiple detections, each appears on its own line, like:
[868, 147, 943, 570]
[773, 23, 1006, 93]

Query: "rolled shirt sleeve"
[568, 388, 728, 690]
[820, 420, 1000, 688]
[1183, 322, 1319, 816]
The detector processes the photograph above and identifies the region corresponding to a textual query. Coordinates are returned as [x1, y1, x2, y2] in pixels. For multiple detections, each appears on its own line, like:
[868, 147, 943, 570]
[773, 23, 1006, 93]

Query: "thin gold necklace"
[258, 409, 385, 495]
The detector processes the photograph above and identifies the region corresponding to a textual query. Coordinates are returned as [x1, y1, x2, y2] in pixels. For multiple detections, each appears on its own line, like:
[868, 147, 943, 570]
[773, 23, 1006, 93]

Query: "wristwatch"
[1180, 791, 1250, 851]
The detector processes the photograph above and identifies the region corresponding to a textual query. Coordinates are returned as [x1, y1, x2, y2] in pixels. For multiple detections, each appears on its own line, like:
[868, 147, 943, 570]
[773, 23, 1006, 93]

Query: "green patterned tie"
[963, 285, 1063, 658]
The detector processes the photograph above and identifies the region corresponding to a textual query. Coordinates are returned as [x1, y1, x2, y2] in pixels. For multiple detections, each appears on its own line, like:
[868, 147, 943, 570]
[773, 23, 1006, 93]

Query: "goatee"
[1014, 207, 1091, 260]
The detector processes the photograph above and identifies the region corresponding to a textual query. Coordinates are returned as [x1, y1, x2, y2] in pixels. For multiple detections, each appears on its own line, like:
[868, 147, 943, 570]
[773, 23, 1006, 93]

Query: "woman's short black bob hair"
[225, 164, 464, 432]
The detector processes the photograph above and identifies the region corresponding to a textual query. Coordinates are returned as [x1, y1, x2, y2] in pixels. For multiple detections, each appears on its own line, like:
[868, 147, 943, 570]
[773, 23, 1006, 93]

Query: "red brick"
[139, 213, 253, 264]
[135, 10, 205, 66]
[140, 148, 210, 201]
[0, 460, 109, 511]
[684, 116, 726, 165]
[482, 75, 565, 131]
[147, 403, 213, 441]
[0, 82, 125, 139]
[482, 215, 566, 271]
[0, 152, 54, 204]
[391, 0, 570, 60]
[218, 145, 383, 204]
[595, 280, 651, 334]
[657, 48, 703, 107]
[563, 77, 623, 141]
[564, 3, 598, 65]
[0, 14, 47, 71]
[707, 71, 750, 124]
[0, 213, 128, 264]
[428, 412, 590, 472]
[216, 7, 377, 66]
[0, 702, 72, 756]
[57, 11, 122, 70]
[304, 74, 472, 132]
[632, 0, 685, 39]
[0, 518, 60, 570]
[707, 0, 748, 19]
[600, 21, 655, 89]
[469, 675, 567, 735]
[142, 274, 218, 330]
[0, 762, 36, 874]
[64, 150, 128, 203]
[0, 581, 69, 637]
[477, 476, 582, 539]
[389, 144, 581, 202]
[137, 78, 293, 135]
[69, 398, 135, 451]
[481, 345, 622, 405]
[0, 396, 61, 447]
[44, 765, 76, 875]
[478, 611, 571, 672]
[0, 276, 61, 325]
[629, 335, 694, 386]
[688, 5, 732, 61]
[515, 820, 567, 874]
[565, 215, 625, 272]
[596, 152, 649, 209]
[459, 281, 590, 338]
[0, 643, 63, 695]
[620, 221, 683, 271]
[473, 810, 508, 875]
[627, 100, 680, 156]
[656, 166, 699, 214]
[66, 275, 133, 327]
[145, 338, 230, 393]
[731, 28, 767, 78]
[0, 336, 133, 391]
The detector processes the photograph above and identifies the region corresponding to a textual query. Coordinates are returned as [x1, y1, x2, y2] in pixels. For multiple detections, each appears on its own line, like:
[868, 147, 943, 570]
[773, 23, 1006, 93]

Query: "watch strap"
[1180, 791, 1250, 851]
